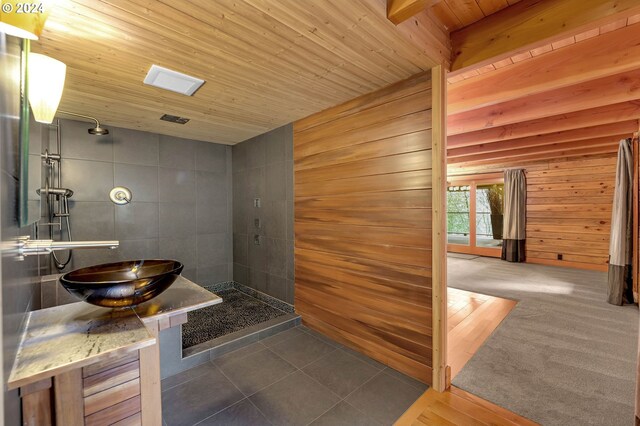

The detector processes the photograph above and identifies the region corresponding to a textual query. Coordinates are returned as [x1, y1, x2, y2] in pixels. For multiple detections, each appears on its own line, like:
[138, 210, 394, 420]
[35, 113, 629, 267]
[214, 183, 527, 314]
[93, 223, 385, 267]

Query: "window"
[447, 185, 471, 246]
[447, 178, 504, 257]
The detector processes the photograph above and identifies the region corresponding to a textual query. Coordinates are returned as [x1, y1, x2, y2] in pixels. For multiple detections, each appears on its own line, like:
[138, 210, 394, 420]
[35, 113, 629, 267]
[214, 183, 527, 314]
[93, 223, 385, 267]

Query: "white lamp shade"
[28, 53, 66, 124]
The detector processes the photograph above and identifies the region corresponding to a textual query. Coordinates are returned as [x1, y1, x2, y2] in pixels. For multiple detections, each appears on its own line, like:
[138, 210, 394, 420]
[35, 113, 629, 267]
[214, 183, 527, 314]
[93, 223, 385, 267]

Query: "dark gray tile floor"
[161, 325, 428, 426]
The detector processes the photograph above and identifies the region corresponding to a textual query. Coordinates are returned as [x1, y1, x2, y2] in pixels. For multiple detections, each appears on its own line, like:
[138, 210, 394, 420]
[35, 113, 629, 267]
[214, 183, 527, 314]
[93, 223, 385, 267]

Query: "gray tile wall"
[232, 125, 294, 304]
[42, 119, 233, 286]
[1, 35, 41, 426]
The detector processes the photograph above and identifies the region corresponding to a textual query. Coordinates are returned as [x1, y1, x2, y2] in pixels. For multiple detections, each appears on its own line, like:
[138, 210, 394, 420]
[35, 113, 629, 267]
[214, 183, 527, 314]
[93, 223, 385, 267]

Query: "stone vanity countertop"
[133, 276, 223, 323]
[8, 276, 222, 390]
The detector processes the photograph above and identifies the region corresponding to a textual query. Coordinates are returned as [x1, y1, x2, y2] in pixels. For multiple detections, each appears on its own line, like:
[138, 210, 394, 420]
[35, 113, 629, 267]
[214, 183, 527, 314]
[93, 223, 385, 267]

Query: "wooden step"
[395, 386, 538, 426]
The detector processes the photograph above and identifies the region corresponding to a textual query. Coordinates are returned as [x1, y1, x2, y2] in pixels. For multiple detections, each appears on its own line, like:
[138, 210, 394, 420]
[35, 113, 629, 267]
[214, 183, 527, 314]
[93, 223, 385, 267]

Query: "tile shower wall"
[1, 35, 41, 426]
[44, 119, 233, 286]
[232, 124, 294, 304]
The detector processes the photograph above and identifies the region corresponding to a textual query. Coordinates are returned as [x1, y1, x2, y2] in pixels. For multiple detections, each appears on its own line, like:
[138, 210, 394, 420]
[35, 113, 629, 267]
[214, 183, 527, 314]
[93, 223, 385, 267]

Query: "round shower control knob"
[110, 186, 132, 205]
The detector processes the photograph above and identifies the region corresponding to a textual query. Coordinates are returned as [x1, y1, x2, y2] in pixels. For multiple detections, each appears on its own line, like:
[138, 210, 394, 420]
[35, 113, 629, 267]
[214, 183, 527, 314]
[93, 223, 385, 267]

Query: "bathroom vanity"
[8, 276, 221, 426]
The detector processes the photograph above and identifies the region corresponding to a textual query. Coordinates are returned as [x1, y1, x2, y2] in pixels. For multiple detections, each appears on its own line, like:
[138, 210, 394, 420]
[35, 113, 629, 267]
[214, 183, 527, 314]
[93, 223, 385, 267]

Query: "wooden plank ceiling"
[449, 0, 640, 73]
[35, 0, 640, 151]
[446, 14, 640, 171]
[33, 0, 448, 144]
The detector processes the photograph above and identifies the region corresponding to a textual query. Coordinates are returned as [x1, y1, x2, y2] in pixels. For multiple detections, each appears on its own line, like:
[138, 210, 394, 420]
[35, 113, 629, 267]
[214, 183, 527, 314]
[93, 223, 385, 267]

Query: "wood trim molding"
[450, 0, 640, 73]
[447, 172, 502, 182]
[448, 244, 501, 258]
[527, 257, 608, 272]
[431, 64, 448, 392]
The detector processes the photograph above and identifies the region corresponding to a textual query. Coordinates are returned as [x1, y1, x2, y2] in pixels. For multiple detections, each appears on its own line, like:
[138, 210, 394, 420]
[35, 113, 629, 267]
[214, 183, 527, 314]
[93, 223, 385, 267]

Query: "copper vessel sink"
[60, 259, 183, 308]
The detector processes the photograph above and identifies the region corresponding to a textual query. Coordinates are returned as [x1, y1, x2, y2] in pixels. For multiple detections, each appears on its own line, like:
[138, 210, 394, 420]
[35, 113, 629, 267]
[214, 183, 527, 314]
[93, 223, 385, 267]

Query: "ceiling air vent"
[143, 65, 204, 96]
[160, 114, 190, 124]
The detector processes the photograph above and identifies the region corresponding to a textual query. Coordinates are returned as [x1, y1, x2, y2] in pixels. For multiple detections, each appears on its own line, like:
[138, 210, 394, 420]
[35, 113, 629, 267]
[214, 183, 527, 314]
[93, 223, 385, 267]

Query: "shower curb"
[160, 281, 299, 379]
[205, 281, 295, 314]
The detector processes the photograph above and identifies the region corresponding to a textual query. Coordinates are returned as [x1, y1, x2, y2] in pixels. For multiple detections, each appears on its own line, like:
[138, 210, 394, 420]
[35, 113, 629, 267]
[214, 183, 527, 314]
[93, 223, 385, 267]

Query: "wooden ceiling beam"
[448, 121, 639, 157]
[373, 0, 451, 67]
[448, 69, 640, 136]
[449, 145, 620, 168]
[448, 24, 640, 114]
[448, 149, 619, 173]
[449, 145, 619, 168]
[450, 0, 640, 74]
[447, 135, 625, 165]
[386, 0, 438, 25]
[447, 101, 640, 145]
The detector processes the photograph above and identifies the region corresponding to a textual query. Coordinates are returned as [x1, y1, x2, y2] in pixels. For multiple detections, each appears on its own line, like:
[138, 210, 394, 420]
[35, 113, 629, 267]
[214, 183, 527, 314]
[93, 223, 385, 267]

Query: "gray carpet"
[448, 256, 638, 426]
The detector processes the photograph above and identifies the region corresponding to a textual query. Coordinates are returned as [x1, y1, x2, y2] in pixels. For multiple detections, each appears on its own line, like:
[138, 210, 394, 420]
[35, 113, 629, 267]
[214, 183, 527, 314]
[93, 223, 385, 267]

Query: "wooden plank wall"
[450, 153, 617, 271]
[526, 155, 616, 271]
[293, 72, 434, 383]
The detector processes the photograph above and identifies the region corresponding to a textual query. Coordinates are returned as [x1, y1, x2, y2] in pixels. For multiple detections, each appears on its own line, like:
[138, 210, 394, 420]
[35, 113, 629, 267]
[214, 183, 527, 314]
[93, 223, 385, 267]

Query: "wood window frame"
[447, 173, 504, 258]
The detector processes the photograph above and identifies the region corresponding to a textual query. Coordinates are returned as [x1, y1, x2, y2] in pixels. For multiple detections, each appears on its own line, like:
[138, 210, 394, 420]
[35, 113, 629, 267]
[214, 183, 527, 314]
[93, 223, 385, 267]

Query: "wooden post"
[139, 320, 162, 426]
[431, 64, 448, 392]
[54, 369, 84, 425]
[20, 378, 53, 426]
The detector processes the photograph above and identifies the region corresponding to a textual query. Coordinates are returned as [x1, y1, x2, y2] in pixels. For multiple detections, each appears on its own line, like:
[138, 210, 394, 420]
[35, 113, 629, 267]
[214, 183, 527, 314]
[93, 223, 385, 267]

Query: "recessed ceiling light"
[143, 65, 204, 96]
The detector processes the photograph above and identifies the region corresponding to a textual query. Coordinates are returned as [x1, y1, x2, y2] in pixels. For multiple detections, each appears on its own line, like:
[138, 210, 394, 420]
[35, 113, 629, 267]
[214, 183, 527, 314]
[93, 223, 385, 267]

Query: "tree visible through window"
[447, 185, 470, 236]
[447, 182, 504, 249]
[476, 184, 504, 241]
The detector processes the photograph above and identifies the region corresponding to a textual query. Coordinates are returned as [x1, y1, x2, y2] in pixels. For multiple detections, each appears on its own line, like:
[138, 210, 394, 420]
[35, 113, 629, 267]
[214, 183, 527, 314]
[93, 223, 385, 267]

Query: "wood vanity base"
[19, 317, 170, 426]
[12, 277, 220, 426]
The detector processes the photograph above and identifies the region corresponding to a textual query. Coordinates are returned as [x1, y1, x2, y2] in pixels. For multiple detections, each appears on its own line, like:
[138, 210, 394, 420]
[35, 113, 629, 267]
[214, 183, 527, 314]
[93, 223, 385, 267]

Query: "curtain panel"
[607, 138, 634, 305]
[501, 169, 526, 262]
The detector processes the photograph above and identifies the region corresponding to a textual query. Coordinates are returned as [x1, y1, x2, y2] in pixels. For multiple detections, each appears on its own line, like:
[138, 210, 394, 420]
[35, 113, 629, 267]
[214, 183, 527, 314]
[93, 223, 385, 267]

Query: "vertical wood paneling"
[294, 72, 434, 383]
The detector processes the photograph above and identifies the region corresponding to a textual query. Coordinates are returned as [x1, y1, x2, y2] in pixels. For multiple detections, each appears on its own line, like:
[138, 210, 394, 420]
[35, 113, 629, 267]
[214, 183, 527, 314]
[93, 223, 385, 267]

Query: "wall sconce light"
[0, 1, 52, 40]
[28, 53, 66, 124]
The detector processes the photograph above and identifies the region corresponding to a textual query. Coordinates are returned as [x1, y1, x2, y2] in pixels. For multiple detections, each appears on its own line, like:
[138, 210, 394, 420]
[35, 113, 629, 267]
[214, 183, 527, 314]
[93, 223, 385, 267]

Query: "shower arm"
[57, 110, 102, 129]
[15, 237, 119, 260]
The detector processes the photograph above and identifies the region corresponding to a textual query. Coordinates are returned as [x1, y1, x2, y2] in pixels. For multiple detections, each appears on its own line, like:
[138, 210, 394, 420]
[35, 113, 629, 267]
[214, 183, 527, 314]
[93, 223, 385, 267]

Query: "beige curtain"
[607, 138, 633, 305]
[501, 169, 526, 262]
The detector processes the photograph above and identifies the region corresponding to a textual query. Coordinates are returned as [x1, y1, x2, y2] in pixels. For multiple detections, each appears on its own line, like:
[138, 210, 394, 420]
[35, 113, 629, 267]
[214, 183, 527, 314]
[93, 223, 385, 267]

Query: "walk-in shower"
[38, 115, 109, 270]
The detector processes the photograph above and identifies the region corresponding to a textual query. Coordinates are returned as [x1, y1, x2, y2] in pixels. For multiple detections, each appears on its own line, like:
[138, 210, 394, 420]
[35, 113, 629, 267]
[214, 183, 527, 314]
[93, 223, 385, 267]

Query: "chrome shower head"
[58, 110, 109, 136]
[88, 125, 109, 135]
